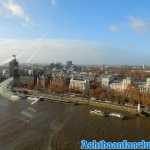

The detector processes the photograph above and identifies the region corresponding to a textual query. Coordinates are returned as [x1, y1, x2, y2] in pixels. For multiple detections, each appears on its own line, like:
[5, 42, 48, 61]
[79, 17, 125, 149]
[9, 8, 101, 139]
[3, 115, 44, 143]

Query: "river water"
[0, 97, 149, 150]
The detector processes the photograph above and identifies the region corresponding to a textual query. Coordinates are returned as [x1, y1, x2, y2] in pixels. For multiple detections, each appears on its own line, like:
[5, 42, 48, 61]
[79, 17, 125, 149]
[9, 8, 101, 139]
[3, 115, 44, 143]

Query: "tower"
[9, 55, 20, 86]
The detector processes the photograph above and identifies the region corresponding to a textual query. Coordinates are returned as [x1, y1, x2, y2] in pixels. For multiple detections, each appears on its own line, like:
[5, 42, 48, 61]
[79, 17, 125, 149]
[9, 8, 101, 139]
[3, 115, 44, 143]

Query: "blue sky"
[0, 0, 150, 65]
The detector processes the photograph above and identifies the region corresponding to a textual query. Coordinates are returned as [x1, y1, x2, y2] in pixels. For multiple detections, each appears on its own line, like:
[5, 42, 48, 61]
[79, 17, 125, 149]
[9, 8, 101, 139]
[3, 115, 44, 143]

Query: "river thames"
[0, 97, 150, 150]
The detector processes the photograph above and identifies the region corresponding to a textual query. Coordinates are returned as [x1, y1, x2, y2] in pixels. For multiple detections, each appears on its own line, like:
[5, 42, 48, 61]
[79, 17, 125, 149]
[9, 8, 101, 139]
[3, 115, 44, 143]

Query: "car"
[124, 103, 134, 107]
[96, 99, 102, 102]
[90, 97, 96, 101]
[70, 94, 75, 97]
[104, 100, 112, 103]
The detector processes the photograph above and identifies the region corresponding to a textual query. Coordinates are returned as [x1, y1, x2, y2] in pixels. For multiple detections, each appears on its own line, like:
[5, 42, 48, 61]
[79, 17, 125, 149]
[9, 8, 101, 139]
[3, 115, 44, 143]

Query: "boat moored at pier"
[109, 112, 124, 119]
[90, 109, 106, 117]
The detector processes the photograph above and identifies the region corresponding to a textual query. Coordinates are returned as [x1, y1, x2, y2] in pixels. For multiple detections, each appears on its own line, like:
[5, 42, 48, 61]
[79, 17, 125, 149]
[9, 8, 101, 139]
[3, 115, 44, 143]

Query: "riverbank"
[13, 87, 139, 115]
[89, 101, 137, 115]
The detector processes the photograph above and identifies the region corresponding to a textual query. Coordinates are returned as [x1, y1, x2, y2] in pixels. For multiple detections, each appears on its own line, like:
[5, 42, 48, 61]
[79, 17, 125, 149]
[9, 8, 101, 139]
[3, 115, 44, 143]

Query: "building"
[71, 72, 95, 82]
[9, 55, 20, 86]
[101, 75, 113, 87]
[2, 69, 9, 78]
[69, 78, 89, 94]
[110, 77, 131, 92]
[66, 61, 73, 68]
[146, 78, 150, 86]
[28, 69, 33, 76]
[138, 78, 150, 93]
[139, 84, 150, 93]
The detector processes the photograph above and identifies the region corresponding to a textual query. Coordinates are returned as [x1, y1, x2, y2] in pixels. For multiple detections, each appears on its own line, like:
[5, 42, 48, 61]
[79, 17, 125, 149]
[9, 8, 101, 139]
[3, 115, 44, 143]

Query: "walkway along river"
[14, 87, 138, 115]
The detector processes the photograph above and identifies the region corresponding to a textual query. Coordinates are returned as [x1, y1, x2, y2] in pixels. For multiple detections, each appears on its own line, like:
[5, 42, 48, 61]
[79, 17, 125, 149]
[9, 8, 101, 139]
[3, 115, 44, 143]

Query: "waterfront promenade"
[14, 87, 138, 115]
[0, 77, 140, 115]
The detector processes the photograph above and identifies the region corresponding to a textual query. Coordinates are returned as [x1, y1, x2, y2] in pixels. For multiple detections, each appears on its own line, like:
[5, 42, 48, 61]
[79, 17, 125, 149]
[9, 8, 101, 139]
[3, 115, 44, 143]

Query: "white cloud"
[0, 38, 148, 65]
[0, 0, 31, 23]
[128, 16, 149, 33]
[108, 25, 120, 32]
[0, 39, 102, 65]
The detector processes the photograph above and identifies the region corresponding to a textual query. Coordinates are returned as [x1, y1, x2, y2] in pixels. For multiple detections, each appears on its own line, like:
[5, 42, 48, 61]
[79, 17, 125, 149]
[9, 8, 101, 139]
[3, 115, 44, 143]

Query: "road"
[0, 96, 75, 150]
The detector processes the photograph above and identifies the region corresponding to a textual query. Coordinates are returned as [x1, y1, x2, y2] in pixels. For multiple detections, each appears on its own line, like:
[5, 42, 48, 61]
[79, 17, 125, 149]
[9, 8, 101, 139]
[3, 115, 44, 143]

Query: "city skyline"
[0, 0, 150, 65]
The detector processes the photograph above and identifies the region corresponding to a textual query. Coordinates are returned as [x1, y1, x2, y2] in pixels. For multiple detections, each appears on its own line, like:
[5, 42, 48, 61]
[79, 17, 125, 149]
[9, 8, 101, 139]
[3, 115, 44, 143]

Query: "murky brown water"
[51, 105, 150, 150]
[0, 97, 149, 150]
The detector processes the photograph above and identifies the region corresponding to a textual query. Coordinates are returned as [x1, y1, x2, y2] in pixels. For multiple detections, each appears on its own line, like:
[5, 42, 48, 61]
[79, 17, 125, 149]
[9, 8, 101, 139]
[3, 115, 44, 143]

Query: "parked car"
[104, 100, 112, 103]
[90, 97, 96, 101]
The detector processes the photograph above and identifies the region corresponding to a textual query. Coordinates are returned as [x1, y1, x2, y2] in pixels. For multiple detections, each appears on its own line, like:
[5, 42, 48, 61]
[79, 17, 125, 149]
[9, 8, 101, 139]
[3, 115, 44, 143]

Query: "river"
[0, 97, 149, 150]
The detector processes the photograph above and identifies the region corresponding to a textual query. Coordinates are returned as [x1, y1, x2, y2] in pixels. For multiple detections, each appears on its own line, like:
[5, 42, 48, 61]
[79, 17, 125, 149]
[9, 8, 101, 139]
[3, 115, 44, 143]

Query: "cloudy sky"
[0, 0, 150, 65]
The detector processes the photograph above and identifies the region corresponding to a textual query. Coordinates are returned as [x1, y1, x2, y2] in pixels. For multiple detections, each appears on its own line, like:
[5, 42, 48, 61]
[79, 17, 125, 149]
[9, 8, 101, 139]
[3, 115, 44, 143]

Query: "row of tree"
[89, 84, 150, 106]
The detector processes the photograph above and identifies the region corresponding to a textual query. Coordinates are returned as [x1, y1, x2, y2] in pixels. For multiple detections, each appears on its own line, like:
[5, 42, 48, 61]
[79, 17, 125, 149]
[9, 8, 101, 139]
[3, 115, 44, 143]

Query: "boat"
[27, 97, 39, 101]
[90, 109, 105, 117]
[141, 110, 150, 117]
[27, 97, 40, 104]
[109, 112, 124, 119]
[39, 97, 45, 101]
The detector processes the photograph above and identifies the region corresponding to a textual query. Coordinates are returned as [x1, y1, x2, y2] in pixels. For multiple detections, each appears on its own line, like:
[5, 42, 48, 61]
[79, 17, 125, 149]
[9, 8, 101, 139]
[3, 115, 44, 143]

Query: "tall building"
[66, 61, 73, 69]
[9, 55, 20, 86]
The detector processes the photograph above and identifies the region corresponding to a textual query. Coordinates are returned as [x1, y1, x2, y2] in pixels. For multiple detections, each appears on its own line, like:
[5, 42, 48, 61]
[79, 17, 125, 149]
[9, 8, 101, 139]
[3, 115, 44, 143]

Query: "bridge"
[0, 77, 20, 101]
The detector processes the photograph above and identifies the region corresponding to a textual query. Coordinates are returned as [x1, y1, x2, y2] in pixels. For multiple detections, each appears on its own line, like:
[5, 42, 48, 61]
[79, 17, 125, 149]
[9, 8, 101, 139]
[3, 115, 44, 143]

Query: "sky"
[0, 0, 150, 65]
